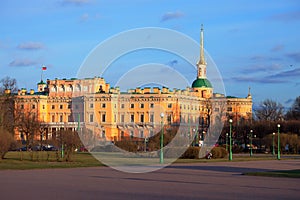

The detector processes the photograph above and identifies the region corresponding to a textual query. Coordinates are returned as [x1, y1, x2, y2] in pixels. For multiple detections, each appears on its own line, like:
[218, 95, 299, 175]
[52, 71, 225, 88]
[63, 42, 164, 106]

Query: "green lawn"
[0, 151, 103, 170]
[244, 170, 300, 178]
[0, 151, 299, 170]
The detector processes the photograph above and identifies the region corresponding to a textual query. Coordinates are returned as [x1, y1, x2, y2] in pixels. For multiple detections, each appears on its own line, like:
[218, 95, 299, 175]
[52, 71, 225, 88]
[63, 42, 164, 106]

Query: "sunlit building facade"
[11, 27, 252, 142]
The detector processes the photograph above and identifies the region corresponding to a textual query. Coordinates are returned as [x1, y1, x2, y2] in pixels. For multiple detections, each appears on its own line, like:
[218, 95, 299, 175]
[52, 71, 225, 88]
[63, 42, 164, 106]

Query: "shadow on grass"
[166, 164, 269, 174]
[0, 151, 103, 170]
[244, 169, 300, 178]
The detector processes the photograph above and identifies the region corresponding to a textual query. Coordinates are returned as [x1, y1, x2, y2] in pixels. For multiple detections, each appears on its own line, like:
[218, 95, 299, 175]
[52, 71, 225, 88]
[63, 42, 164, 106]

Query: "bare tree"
[55, 129, 82, 161]
[254, 99, 284, 121]
[14, 108, 40, 149]
[0, 76, 18, 94]
[0, 94, 15, 133]
[0, 90, 16, 158]
[286, 96, 300, 120]
[37, 122, 49, 150]
[0, 127, 14, 159]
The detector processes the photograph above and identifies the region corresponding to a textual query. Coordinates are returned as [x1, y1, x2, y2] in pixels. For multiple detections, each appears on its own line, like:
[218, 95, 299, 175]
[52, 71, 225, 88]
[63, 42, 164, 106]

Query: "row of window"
[20, 102, 224, 112]
[88, 113, 171, 124]
[49, 113, 206, 125]
[120, 130, 155, 138]
[19, 103, 248, 115]
[88, 103, 207, 111]
[51, 104, 71, 109]
[19, 104, 73, 110]
[51, 114, 72, 122]
[50, 84, 96, 92]
[20, 103, 197, 111]
[98, 130, 156, 139]
[50, 113, 84, 123]
[226, 107, 251, 113]
[88, 103, 156, 109]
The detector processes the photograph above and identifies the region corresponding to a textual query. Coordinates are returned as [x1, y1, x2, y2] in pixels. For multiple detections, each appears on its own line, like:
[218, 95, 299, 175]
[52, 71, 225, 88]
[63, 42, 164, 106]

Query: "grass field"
[0, 151, 103, 170]
[244, 170, 300, 178]
[0, 151, 299, 171]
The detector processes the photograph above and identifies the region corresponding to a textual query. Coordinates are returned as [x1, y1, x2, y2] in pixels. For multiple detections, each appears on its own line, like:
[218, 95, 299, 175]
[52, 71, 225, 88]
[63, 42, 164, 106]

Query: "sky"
[1, 0, 300, 109]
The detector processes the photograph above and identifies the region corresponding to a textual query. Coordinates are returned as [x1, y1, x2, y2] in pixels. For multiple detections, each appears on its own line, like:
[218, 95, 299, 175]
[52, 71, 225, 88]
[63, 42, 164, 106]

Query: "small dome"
[37, 80, 46, 85]
[192, 78, 212, 88]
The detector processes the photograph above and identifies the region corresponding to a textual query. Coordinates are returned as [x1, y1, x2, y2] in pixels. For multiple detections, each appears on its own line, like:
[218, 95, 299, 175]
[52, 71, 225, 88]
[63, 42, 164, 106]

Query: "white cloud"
[286, 52, 300, 62]
[161, 11, 184, 22]
[78, 13, 102, 23]
[60, 0, 91, 6]
[80, 13, 89, 22]
[9, 58, 38, 67]
[271, 44, 284, 52]
[17, 42, 44, 50]
[270, 11, 300, 22]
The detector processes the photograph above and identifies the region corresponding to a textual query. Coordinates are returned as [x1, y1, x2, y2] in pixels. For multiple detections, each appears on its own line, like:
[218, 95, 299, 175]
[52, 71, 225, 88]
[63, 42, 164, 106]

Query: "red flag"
[42, 66, 47, 70]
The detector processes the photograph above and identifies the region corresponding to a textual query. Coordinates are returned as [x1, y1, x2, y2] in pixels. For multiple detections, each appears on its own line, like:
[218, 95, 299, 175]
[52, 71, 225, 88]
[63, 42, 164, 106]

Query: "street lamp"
[225, 133, 228, 152]
[200, 131, 205, 147]
[193, 128, 198, 146]
[249, 130, 253, 157]
[160, 112, 164, 164]
[229, 119, 233, 161]
[277, 124, 280, 160]
[144, 137, 148, 152]
[272, 132, 275, 155]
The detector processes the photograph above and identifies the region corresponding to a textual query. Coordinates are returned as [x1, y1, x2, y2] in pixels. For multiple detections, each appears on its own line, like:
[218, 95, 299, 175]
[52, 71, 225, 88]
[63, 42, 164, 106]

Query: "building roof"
[37, 80, 46, 85]
[191, 78, 212, 88]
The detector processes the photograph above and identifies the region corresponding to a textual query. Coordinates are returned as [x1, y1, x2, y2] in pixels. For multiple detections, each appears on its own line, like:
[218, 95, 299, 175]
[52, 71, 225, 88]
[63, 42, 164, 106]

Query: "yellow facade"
[12, 77, 252, 142]
[11, 27, 252, 142]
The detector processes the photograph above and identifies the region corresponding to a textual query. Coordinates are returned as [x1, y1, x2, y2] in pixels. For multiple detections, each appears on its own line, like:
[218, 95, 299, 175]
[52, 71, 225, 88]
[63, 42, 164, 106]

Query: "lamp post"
[144, 137, 148, 152]
[272, 132, 275, 155]
[277, 124, 280, 160]
[193, 128, 198, 146]
[249, 130, 253, 157]
[160, 112, 164, 164]
[225, 133, 228, 152]
[200, 131, 205, 147]
[229, 119, 233, 161]
[188, 115, 191, 142]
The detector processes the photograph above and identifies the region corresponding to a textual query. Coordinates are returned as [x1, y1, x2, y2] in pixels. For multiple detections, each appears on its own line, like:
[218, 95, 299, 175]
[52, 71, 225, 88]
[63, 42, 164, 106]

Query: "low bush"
[0, 129, 14, 159]
[164, 147, 187, 158]
[180, 147, 200, 159]
[211, 146, 227, 158]
[114, 140, 138, 152]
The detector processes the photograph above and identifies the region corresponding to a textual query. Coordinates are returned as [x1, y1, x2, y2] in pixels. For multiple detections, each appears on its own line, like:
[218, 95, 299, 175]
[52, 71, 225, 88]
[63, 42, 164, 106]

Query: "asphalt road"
[0, 159, 299, 200]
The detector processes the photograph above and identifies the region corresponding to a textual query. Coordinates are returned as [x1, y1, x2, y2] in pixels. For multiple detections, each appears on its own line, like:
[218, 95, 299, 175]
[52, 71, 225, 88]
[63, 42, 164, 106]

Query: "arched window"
[66, 84, 73, 92]
[51, 85, 57, 92]
[75, 84, 81, 92]
[83, 86, 88, 92]
[59, 85, 65, 92]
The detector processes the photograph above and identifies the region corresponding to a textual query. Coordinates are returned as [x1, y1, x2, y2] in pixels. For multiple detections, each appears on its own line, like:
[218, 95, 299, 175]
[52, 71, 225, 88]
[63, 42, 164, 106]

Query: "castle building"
[12, 27, 252, 143]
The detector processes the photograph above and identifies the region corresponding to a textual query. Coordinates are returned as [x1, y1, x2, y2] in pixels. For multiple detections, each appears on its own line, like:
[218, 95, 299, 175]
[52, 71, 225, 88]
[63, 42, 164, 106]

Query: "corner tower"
[192, 25, 213, 98]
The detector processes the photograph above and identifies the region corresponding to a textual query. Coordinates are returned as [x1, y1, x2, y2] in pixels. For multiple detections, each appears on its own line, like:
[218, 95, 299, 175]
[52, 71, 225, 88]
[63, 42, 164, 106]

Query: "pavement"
[0, 159, 299, 200]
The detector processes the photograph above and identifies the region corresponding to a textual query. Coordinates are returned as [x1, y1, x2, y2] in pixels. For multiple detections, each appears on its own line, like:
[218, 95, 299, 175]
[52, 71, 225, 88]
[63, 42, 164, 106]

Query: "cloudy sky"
[1, 0, 300, 108]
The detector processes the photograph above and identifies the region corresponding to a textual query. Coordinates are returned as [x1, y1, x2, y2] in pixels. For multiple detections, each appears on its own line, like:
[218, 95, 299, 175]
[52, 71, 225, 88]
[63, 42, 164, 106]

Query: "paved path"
[0, 159, 299, 200]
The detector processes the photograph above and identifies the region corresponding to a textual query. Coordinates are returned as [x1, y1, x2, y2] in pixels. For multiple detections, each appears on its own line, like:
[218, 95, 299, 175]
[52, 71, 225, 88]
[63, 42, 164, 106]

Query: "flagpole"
[41, 65, 46, 82]
[41, 67, 43, 82]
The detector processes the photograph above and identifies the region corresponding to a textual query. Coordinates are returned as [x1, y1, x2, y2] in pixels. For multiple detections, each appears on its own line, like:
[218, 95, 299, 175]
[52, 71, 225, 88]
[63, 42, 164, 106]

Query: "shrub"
[114, 140, 138, 152]
[211, 146, 227, 159]
[180, 147, 200, 159]
[164, 147, 187, 158]
[0, 129, 14, 159]
[52, 130, 82, 162]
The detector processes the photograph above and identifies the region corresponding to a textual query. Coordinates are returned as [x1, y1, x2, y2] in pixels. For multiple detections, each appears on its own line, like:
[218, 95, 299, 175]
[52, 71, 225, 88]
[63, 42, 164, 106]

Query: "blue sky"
[1, 0, 300, 109]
